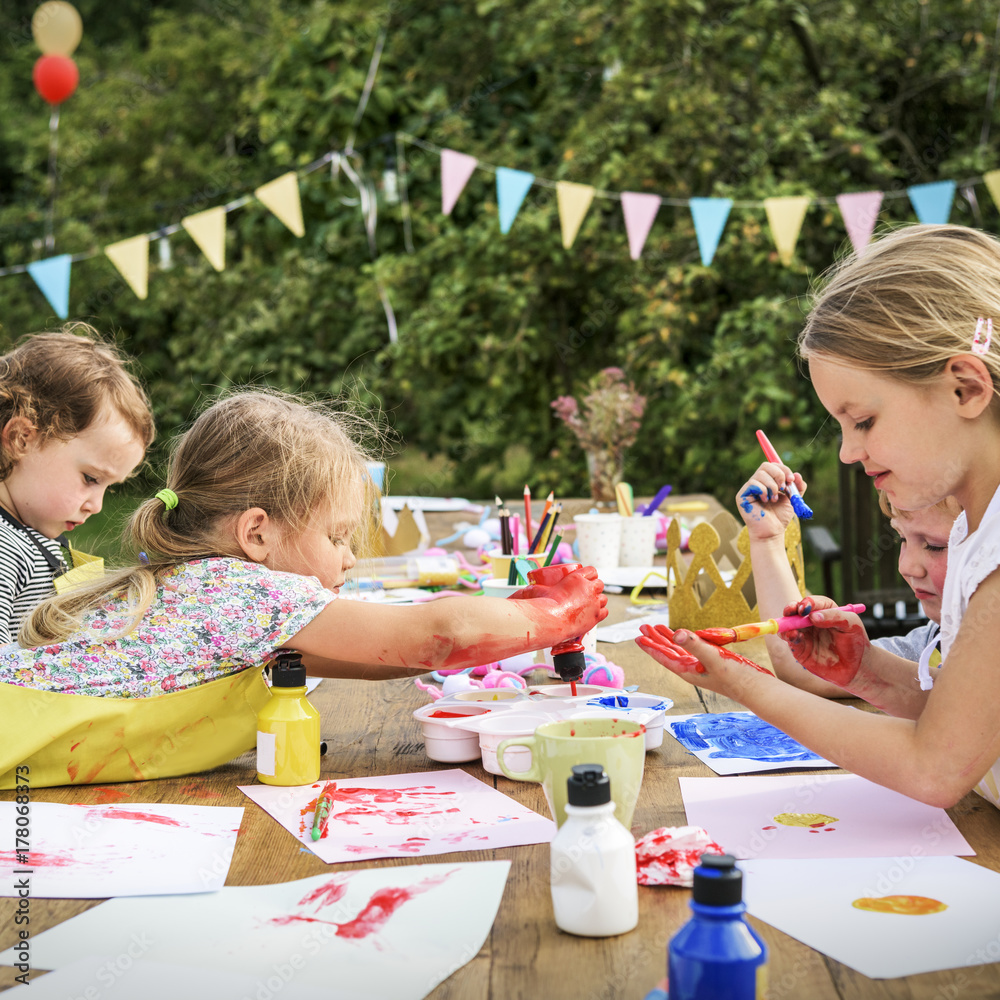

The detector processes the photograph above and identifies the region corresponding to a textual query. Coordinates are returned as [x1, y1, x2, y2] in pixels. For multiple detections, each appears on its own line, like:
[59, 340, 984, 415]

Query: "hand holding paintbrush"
[696, 604, 866, 646]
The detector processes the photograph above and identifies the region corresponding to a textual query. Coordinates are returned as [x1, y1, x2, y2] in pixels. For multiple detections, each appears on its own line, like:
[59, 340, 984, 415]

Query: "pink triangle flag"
[836, 191, 883, 256]
[620, 192, 661, 261]
[441, 149, 479, 216]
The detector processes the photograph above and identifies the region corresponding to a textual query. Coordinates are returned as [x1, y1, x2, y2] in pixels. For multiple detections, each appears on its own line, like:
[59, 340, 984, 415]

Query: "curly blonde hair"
[0, 323, 154, 480]
[20, 389, 382, 646]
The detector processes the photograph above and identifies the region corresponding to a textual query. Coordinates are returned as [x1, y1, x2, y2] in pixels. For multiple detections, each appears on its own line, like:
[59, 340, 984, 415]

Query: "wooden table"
[3, 496, 1000, 998]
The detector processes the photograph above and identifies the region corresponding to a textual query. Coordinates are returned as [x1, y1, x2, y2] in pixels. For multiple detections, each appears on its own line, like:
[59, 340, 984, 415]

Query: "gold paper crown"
[665, 511, 806, 631]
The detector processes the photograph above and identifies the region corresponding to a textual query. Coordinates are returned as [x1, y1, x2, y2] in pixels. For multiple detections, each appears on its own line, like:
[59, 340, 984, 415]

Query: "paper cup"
[573, 513, 623, 568]
[619, 515, 660, 567]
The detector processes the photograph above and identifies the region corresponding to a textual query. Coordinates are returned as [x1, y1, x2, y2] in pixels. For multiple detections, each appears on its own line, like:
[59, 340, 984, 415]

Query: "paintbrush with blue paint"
[755, 428, 813, 519]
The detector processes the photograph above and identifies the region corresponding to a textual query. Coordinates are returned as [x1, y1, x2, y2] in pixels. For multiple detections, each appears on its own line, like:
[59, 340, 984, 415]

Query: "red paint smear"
[298, 878, 350, 910]
[0, 850, 74, 868]
[696, 628, 738, 646]
[92, 787, 131, 803]
[94, 808, 183, 826]
[269, 871, 456, 938]
[428, 710, 472, 718]
[762, 825, 776, 830]
[297, 786, 458, 834]
[177, 781, 223, 800]
[716, 647, 772, 675]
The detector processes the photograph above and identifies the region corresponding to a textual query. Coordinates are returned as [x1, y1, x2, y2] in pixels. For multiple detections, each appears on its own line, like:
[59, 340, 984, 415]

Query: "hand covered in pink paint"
[780, 596, 870, 689]
[736, 461, 807, 541]
[635, 624, 773, 698]
[510, 564, 608, 646]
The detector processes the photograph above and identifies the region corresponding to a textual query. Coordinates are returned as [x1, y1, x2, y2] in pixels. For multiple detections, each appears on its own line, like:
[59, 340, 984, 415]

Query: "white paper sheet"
[0, 802, 243, 898]
[0, 861, 511, 1000]
[742, 856, 1000, 979]
[679, 773, 974, 859]
[239, 769, 555, 863]
[595, 609, 670, 643]
[666, 711, 836, 774]
[1, 956, 329, 999]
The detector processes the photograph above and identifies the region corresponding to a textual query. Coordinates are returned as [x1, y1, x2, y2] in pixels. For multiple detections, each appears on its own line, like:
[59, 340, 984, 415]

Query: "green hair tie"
[155, 488, 178, 510]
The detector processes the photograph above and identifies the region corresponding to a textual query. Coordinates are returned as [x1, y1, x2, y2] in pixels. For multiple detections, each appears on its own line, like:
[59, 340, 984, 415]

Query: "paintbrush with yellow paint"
[696, 604, 866, 645]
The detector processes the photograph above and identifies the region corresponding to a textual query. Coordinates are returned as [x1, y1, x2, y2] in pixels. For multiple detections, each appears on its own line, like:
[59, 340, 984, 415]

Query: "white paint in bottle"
[550, 763, 639, 937]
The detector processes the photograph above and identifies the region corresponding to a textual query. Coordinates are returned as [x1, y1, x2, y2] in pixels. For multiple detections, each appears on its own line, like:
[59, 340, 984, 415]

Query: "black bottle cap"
[552, 648, 586, 682]
[692, 853, 743, 906]
[270, 649, 306, 688]
[566, 764, 611, 806]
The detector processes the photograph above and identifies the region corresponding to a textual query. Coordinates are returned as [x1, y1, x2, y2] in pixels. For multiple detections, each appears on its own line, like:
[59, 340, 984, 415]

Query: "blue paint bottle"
[668, 854, 767, 1000]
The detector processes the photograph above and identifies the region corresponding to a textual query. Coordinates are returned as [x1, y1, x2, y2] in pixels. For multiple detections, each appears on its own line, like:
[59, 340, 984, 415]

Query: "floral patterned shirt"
[0, 558, 336, 698]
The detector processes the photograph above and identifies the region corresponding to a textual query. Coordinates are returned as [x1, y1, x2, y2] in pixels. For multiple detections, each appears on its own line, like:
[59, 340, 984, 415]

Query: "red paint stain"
[697, 628, 738, 646]
[762, 825, 776, 830]
[296, 786, 458, 835]
[92, 808, 184, 826]
[270, 871, 456, 938]
[0, 850, 74, 867]
[716, 647, 772, 675]
[92, 787, 131, 803]
[298, 878, 350, 910]
[177, 781, 223, 800]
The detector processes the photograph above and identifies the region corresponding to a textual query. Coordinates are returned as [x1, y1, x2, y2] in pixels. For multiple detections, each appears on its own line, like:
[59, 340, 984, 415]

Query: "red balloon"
[32, 55, 79, 105]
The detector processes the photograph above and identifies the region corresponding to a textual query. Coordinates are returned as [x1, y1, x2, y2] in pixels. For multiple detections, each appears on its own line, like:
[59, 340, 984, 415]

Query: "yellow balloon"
[32, 2, 83, 57]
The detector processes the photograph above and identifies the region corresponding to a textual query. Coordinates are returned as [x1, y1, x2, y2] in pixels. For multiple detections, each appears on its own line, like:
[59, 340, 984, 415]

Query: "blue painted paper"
[26, 254, 72, 319]
[670, 712, 823, 764]
[496, 167, 535, 234]
[906, 180, 956, 225]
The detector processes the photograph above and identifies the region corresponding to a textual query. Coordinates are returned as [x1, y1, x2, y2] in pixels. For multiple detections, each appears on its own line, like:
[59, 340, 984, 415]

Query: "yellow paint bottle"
[255, 651, 320, 785]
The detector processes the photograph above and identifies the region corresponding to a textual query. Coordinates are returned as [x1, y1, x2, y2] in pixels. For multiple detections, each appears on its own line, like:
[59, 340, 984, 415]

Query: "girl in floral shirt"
[0, 390, 606, 786]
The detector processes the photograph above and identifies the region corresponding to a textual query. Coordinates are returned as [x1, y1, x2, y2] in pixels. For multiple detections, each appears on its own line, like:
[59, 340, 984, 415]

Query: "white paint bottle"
[550, 764, 639, 937]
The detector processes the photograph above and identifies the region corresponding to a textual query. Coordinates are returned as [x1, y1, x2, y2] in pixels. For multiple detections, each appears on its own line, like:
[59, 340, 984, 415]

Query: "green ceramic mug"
[496, 717, 646, 828]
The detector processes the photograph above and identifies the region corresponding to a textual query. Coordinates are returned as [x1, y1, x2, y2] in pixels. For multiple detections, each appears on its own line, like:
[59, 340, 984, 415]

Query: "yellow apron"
[0, 668, 271, 788]
[53, 547, 104, 595]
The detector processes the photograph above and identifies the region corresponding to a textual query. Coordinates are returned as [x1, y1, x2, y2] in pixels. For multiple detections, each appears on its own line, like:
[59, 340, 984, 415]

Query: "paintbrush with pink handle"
[696, 604, 866, 646]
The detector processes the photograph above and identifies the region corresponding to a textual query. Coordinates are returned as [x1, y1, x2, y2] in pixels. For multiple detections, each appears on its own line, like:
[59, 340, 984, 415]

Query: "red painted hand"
[781, 598, 869, 688]
[510, 564, 608, 645]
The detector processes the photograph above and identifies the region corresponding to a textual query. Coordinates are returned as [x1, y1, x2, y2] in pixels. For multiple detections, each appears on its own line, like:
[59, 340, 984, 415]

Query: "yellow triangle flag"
[254, 172, 304, 237]
[104, 234, 149, 300]
[983, 170, 1000, 213]
[556, 181, 596, 249]
[181, 206, 227, 271]
[763, 196, 812, 266]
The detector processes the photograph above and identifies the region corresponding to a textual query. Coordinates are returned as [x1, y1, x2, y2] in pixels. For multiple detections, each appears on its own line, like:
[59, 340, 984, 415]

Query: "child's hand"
[780, 597, 870, 689]
[736, 461, 806, 541]
[510, 565, 609, 641]
[635, 624, 773, 698]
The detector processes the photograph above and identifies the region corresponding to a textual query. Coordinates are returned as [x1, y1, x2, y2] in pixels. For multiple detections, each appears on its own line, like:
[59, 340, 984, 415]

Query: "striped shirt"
[0, 515, 66, 644]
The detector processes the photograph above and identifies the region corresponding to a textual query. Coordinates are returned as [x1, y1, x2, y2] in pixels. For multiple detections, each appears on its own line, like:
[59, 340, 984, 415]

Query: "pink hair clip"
[972, 317, 993, 355]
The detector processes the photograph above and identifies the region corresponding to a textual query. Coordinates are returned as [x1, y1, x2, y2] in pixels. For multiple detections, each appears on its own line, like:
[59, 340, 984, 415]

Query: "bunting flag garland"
[26, 253, 71, 318]
[496, 167, 535, 234]
[763, 196, 811, 267]
[104, 234, 149, 299]
[907, 180, 956, 225]
[984, 170, 1000, 213]
[181, 206, 227, 271]
[441, 149, 478, 215]
[689, 197, 732, 266]
[556, 180, 595, 249]
[254, 172, 304, 237]
[620, 192, 661, 261]
[835, 191, 883, 256]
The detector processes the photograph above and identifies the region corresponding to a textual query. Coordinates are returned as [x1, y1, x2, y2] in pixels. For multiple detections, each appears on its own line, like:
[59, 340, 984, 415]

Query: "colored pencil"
[541, 502, 562, 551]
[529, 510, 552, 554]
[511, 514, 520, 556]
[543, 532, 563, 566]
[539, 491, 554, 531]
[311, 781, 337, 841]
[523, 485, 533, 547]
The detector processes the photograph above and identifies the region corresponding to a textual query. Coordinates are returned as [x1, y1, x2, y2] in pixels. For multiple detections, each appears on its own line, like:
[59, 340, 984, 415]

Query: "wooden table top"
[3, 495, 1000, 998]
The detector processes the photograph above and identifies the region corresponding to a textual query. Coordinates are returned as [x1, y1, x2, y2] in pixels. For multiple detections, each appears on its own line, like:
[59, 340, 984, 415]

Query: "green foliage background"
[1, 0, 999, 510]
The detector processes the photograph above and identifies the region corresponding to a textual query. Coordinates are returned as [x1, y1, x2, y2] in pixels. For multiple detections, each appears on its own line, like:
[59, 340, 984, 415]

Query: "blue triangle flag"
[26, 254, 72, 319]
[906, 181, 956, 225]
[496, 167, 535, 234]
[689, 197, 733, 266]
